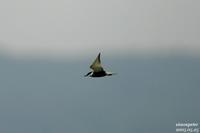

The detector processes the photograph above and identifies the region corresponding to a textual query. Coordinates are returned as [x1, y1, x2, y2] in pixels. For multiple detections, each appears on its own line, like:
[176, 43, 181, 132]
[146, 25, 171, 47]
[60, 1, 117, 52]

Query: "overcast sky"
[0, 0, 200, 58]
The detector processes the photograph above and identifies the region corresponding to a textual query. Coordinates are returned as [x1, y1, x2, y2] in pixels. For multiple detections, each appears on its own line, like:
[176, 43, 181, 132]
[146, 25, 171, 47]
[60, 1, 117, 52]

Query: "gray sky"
[0, 0, 200, 58]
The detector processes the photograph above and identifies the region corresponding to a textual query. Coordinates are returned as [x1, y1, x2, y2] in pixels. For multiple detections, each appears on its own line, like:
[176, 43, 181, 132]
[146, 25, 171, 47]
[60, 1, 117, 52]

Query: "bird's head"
[106, 72, 117, 76]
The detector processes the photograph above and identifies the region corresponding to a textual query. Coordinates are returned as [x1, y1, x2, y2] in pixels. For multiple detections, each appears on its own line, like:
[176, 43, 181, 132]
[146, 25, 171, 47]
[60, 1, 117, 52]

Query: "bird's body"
[85, 71, 107, 77]
[85, 53, 115, 77]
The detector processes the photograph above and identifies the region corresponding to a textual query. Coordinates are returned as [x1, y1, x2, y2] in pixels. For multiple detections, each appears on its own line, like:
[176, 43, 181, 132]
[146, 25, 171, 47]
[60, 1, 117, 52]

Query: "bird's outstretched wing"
[90, 53, 104, 72]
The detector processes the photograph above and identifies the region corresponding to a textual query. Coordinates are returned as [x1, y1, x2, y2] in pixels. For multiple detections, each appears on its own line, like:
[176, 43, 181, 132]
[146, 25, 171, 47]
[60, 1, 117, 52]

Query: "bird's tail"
[84, 71, 92, 77]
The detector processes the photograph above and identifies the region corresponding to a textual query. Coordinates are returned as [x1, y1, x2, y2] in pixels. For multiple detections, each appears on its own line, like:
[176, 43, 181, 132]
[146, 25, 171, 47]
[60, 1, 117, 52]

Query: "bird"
[84, 53, 115, 77]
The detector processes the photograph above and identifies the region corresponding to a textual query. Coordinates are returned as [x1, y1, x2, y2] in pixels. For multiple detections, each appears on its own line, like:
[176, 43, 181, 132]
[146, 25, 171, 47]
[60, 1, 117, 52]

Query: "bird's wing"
[90, 53, 104, 72]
